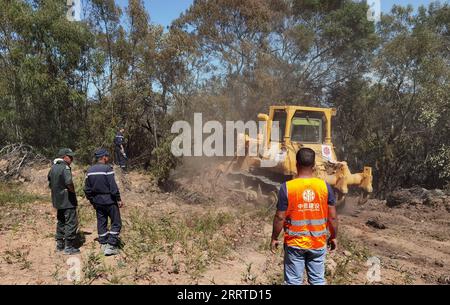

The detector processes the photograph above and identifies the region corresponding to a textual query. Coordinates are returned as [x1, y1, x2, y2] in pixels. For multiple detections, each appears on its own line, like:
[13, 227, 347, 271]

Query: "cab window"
[290, 111, 325, 143]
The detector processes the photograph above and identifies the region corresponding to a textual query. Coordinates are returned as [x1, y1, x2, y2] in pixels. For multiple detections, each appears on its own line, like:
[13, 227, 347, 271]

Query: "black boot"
[56, 239, 65, 252]
[64, 239, 80, 255]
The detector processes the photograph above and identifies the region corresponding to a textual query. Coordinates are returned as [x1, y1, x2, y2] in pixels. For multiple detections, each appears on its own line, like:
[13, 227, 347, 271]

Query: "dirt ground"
[0, 160, 449, 284]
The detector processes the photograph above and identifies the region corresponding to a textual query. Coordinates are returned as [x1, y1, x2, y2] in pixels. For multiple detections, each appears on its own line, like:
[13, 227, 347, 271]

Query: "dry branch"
[0, 143, 48, 181]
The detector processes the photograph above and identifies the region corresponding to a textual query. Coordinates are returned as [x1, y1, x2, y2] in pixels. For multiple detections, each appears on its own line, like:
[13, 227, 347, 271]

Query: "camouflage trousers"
[56, 208, 78, 246]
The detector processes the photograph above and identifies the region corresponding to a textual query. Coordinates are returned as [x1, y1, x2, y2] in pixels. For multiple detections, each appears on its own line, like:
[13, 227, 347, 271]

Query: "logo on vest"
[302, 189, 315, 202]
[298, 189, 320, 210]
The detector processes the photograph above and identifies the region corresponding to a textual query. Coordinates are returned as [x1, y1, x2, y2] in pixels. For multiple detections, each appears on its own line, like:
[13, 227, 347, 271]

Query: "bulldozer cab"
[263, 106, 335, 146]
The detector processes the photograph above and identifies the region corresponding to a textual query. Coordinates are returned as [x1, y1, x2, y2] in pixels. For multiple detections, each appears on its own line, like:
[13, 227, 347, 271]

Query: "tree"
[332, 3, 450, 194]
[0, 0, 93, 151]
[174, 0, 378, 121]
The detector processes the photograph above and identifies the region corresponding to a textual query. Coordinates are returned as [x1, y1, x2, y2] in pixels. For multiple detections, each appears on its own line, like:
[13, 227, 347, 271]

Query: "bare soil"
[0, 160, 449, 284]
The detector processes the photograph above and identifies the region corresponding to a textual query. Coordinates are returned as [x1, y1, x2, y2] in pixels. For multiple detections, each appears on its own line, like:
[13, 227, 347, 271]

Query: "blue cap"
[95, 148, 109, 158]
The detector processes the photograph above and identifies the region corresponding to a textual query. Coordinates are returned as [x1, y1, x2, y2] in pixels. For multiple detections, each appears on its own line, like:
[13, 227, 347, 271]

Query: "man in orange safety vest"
[271, 147, 338, 285]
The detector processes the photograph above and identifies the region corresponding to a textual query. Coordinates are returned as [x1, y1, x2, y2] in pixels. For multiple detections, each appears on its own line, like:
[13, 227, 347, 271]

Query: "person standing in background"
[114, 127, 127, 172]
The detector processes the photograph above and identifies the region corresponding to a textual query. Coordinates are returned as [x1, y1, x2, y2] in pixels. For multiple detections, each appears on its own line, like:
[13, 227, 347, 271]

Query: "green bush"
[150, 136, 180, 183]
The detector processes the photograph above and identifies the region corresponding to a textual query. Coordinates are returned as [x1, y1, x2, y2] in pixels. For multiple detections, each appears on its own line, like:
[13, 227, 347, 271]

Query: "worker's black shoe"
[63, 247, 80, 255]
[56, 240, 65, 252]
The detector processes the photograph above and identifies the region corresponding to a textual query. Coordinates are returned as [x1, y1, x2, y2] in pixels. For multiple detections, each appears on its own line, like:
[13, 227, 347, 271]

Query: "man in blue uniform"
[84, 149, 124, 256]
[48, 148, 80, 255]
[114, 127, 127, 172]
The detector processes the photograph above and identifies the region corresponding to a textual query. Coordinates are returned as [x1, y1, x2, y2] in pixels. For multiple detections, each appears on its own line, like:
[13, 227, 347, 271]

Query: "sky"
[381, 0, 445, 12]
[111, 0, 445, 28]
[114, 0, 192, 28]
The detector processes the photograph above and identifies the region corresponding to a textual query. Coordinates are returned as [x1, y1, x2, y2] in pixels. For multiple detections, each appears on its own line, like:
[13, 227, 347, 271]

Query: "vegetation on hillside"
[0, 0, 449, 192]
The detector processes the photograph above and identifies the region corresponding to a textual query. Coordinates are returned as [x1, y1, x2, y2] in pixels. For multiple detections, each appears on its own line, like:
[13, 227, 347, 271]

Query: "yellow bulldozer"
[216, 105, 373, 210]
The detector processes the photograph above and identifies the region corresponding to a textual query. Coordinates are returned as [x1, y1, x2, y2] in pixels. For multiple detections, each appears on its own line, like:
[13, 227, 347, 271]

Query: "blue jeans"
[284, 246, 327, 285]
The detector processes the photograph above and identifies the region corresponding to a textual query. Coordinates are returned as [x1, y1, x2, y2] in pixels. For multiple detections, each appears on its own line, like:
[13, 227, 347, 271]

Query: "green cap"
[58, 148, 75, 157]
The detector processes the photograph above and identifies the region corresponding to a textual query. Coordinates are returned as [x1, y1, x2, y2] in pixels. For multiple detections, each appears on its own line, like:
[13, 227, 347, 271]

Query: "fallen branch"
[0, 143, 48, 181]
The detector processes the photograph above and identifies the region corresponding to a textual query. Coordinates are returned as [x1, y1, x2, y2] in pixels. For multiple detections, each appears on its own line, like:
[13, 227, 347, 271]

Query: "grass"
[77, 201, 96, 228]
[266, 269, 284, 285]
[338, 232, 371, 261]
[51, 263, 64, 284]
[251, 204, 276, 220]
[258, 237, 271, 252]
[0, 183, 45, 206]
[402, 270, 415, 284]
[104, 264, 128, 285]
[73, 170, 87, 198]
[0, 183, 47, 231]
[326, 231, 372, 284]
[3, 248, 32, 270]
[241, 263, 258, 284]
[328, 256, 354, 284]
[122, 208, 235, 280]
[81, 249, 106, 284]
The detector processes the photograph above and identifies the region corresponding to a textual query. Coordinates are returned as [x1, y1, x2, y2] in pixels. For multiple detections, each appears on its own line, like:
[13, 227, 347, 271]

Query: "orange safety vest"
[284, 177, 329, 249]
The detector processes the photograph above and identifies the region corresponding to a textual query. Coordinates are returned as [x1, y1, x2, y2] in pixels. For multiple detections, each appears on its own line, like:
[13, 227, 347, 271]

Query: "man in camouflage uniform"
[47, 148, 80, 255]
